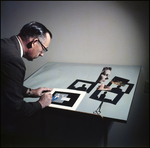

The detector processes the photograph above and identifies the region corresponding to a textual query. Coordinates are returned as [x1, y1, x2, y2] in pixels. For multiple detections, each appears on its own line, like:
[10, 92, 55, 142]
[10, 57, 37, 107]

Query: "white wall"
[1, 1, 149, 80]
[1, 1, 149, 146]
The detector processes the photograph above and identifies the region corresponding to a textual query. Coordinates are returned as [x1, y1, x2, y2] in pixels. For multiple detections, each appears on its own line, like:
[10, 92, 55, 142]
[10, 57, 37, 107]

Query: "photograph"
[49, 88, 86, 110]
[67, 79, 97, 93]
[90, 76, 134, 105]
[110, 76, 129, 86]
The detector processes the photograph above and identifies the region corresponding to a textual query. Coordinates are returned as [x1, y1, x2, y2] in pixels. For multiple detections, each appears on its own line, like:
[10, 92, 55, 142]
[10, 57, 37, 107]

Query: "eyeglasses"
[38, 39, 48, 52]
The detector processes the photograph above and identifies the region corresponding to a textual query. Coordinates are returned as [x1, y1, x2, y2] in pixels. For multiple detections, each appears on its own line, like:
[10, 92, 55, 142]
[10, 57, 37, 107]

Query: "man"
[1, 21, 53, 144]
[96, 67, 112, 90]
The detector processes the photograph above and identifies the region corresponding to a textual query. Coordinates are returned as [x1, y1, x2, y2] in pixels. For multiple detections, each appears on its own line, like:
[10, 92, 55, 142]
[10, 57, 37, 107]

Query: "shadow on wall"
[118, 1, 149, 48]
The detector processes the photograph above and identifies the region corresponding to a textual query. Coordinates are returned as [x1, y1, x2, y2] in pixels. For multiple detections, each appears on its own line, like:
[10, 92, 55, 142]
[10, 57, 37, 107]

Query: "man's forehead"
[104, 69, 111, 74]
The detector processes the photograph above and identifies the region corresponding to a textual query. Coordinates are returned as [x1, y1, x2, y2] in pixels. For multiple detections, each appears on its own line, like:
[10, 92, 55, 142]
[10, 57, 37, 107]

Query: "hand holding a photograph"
[39, 92, 52, 108]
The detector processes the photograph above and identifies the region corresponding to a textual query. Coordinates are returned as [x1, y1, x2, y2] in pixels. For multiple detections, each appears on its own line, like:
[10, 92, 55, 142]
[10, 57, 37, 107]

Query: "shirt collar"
[15, 36, 23, 57]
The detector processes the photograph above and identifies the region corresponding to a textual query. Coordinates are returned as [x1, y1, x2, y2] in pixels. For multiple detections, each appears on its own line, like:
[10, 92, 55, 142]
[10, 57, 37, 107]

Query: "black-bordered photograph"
[67, 79, 97, 93]
[49, 88, 86, 110]
[90, 76, 134, 105]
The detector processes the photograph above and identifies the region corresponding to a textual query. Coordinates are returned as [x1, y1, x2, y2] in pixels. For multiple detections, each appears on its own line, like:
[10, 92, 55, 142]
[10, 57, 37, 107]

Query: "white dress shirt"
[16, 36, 23, 57]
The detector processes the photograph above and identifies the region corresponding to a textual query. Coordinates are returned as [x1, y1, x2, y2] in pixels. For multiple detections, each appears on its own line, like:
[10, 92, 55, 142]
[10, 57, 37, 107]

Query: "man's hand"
[38, 92, 52, 108]
[27, 87, 53, 97]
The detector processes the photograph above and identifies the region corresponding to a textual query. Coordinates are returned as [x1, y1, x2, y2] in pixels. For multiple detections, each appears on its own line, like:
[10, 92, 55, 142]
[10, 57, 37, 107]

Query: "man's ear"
[26, 38, 38, 49]
[27, 41, 32, 49]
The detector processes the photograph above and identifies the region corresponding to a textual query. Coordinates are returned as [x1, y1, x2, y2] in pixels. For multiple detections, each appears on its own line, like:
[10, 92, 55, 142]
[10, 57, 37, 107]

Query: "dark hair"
[96, 67, 112, 83]
[18, 21, 52, 41]
[101, 67, 112, 74]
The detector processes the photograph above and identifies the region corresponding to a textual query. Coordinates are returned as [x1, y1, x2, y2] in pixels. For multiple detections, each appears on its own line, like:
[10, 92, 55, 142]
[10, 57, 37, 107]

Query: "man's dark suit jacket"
[1, 36, 42, 131]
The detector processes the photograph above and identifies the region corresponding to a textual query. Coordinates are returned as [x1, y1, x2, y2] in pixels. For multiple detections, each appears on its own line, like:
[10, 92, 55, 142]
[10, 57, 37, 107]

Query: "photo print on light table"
[49, 88, 86, 111]
[67, 79, 97, 93]
[67, 67, 112, 93]
[96, 67, 112, 91]
[90, 76, 134, 105]
[93, 76, 134, 116]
